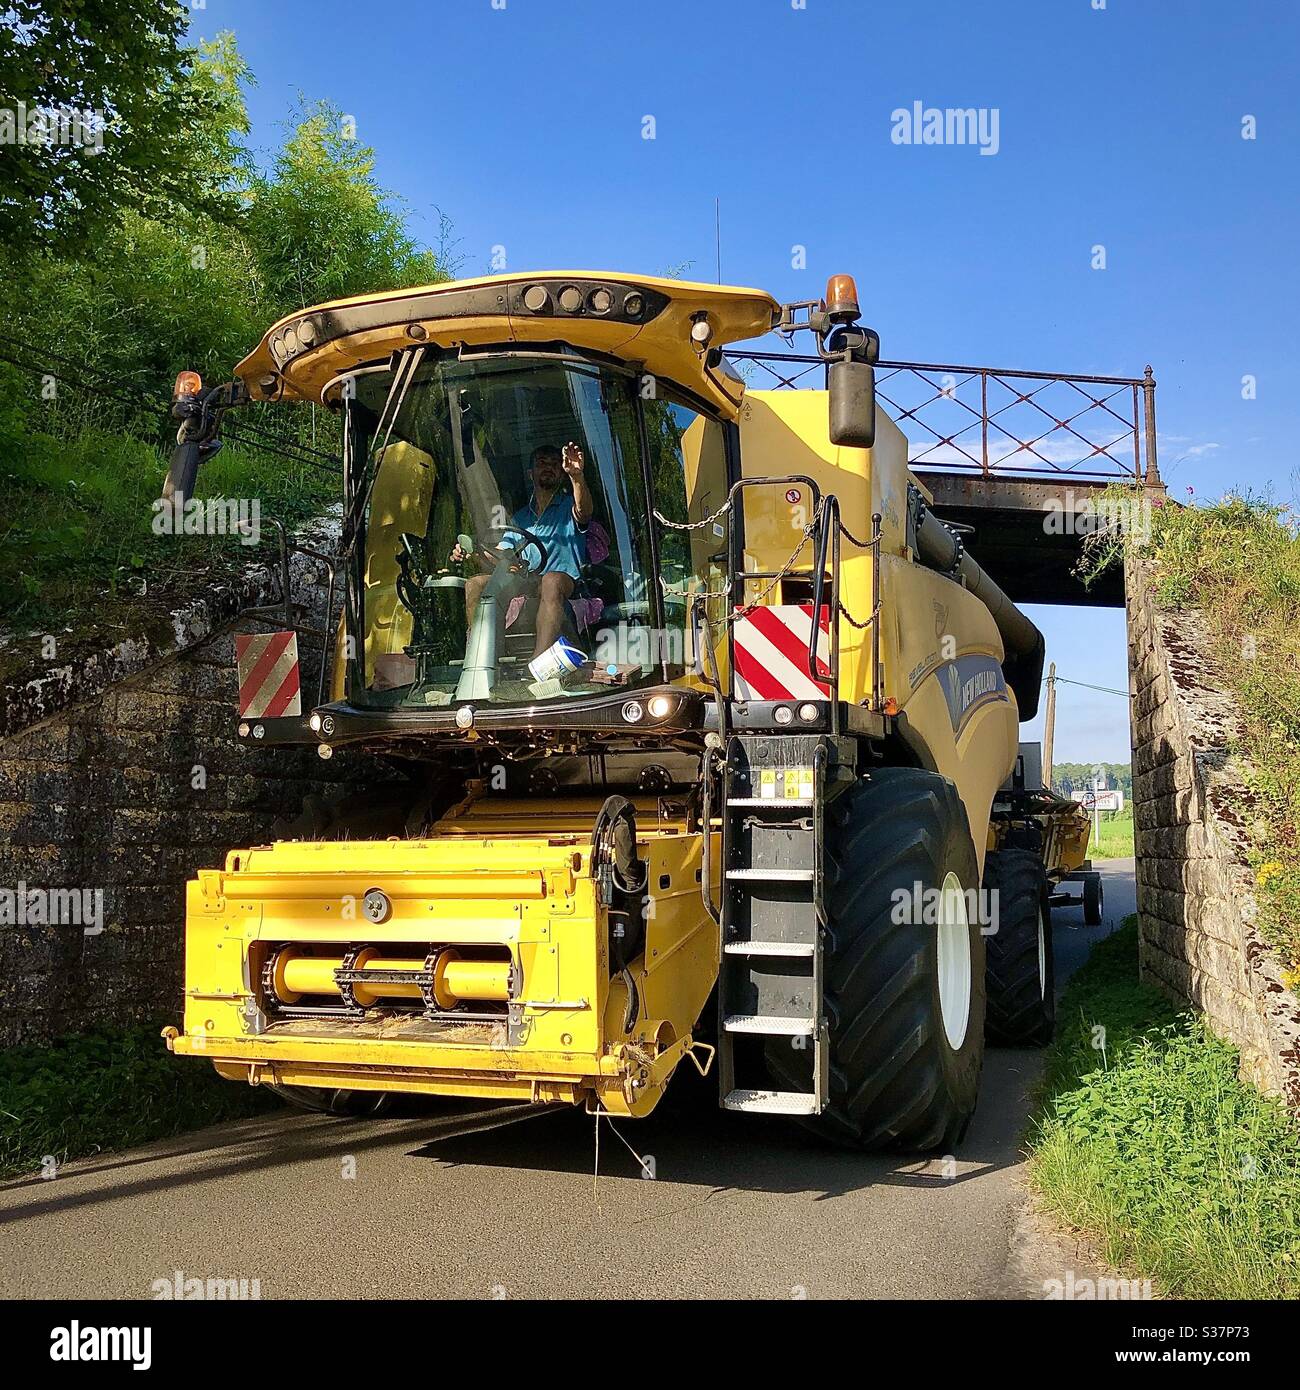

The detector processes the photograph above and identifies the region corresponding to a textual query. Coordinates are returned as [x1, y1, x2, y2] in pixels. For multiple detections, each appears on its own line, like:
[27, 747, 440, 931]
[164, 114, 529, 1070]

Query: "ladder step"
[726, 797, 814, 808]
[724, 941, 816, 957]
[723, 1014, 815, 1036]
[723, 1088, 819, 1115]
[724, 868, 815, 883]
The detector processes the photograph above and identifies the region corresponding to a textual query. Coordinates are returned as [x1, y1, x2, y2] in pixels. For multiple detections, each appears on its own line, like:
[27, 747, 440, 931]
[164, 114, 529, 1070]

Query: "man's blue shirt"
[508, 491, 587, 581]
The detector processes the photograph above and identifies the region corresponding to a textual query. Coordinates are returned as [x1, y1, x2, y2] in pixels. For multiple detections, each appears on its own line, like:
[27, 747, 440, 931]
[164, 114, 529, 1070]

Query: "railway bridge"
[728, 348, 1163, 608]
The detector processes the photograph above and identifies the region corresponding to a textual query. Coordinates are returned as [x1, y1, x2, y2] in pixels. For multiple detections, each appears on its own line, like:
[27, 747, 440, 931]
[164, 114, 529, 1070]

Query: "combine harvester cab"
[162, 268, 1051, 1149]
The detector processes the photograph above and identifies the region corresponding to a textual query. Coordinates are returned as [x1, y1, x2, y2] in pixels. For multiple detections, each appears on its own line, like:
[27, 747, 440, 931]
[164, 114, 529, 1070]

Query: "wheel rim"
[937, 871, 972, 1050]
[1036, 907, 1047, 999]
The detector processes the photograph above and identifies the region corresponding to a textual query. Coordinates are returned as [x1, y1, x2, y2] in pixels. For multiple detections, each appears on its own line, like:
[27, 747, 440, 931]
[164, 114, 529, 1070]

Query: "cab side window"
[646, 400, 729, 674]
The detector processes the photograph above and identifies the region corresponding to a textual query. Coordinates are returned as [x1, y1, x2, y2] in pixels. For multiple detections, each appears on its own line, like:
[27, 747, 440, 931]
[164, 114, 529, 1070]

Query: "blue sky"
[192, 0, 1299, 764]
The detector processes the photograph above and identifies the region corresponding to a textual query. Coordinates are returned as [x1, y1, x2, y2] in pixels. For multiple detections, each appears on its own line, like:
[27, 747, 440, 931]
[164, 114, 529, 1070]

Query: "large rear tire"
[763, 767, 986, 1152]
[983, 848, 1055, 1047]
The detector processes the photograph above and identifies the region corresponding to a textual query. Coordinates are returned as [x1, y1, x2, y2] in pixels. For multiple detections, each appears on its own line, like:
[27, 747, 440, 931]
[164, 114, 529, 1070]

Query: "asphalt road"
[0, 860, 1136, 1301]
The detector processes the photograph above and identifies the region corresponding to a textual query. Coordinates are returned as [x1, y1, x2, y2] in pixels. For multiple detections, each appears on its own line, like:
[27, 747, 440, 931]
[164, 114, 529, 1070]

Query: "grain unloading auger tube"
[159, 267, 1093, 1149]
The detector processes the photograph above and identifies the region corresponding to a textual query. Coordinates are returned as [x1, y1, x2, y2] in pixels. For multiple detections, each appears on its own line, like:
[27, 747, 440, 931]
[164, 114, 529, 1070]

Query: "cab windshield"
[341, 348, 727, 710]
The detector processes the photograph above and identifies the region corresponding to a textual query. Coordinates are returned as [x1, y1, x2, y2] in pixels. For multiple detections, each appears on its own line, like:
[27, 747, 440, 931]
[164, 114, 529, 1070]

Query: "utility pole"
[1042, 662, 1057, 792]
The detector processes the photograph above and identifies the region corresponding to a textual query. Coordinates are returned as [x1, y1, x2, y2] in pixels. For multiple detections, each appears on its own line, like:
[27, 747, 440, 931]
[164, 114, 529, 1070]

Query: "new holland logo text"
[939, 656, 1007, 732]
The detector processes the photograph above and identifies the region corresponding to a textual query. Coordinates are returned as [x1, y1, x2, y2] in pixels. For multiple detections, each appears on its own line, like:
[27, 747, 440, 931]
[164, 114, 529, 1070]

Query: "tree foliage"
[1052, 762, 1133, 797]
[0, 1, 242, 259]
[0, 20, 454, 626]
[248, 100, 445, 310]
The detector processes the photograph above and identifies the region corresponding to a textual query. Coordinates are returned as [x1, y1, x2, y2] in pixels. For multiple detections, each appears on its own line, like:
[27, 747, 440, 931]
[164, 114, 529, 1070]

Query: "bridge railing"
[727, 350, 1160, 486]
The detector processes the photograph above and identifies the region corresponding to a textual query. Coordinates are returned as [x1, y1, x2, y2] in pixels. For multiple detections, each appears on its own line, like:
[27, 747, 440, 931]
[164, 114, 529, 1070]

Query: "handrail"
[657, 472, 886, 727]
[809, 497, 884, 732]
[727, 349, 1160, 486]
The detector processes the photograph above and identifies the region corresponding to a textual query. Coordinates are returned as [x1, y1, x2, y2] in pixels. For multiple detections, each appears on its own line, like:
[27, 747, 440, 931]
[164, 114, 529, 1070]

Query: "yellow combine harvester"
[162, 270, 1069, 1149]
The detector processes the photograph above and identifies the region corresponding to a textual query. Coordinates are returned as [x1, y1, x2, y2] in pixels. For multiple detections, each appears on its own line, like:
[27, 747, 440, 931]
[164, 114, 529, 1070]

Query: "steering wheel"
[477, 524, 549, 578]
[397, 532, 467, 593]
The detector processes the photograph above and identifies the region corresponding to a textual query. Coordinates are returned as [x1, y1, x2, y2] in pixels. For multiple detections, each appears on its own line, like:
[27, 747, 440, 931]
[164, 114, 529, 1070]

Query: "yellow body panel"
[361, 440, 435, 682]
[1038, 800, 1092, 878]
[736, 390, 1017, 870]
[1054, 807, 1092, 874]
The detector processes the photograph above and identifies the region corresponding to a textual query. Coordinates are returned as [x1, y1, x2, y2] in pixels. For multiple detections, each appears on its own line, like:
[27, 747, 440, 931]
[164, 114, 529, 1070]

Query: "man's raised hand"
[562, 441, 585, 477]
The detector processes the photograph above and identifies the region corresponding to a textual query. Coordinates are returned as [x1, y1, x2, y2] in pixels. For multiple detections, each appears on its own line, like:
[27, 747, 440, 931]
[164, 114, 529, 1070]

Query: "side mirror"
[162, 438, 201, 502]
[828, 358, 876, 449]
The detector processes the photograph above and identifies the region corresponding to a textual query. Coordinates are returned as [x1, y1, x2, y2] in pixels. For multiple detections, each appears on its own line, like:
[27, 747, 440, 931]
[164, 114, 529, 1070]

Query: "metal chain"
[837, 600, 875, 630]
[656, 499, 826, 620]
[837, 519, 875, 550]
[652, 498, 733, 532]
[654, 494, 881, 630]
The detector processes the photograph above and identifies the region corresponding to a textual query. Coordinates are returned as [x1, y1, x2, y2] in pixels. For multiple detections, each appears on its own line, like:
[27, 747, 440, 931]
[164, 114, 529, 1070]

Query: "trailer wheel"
[983, 849, 1055, 1047]
[268, 1083, 392, 1117]
[1083, 871, 1104, 926]
[763, 768, 985, 1152]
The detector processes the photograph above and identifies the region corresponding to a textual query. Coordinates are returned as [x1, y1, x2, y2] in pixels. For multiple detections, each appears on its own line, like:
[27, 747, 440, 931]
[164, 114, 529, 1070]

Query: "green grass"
[1030, 918, 1300, 1299]
[0, 386, 336, 633]
[1089, 808, 1135, 861]
[1081, 490, 1300, 988]
[0, 1024, 275, 1179]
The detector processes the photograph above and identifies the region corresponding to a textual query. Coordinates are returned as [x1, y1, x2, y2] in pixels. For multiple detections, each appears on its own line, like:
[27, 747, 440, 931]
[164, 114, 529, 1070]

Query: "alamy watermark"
[1043, 490, 1152, 546]
[592, 623, 690, 671]
[1, 102, 105, 152]
[150, 1269, 262, 1300]
[891, 101, 1000, 156]
[1043, 1269, 1152, 1300]
[152, 495, 261, 546]
[0, 883, 103, 933]
[49, 1323, 150, 1370]
[891, 881, 999, 935]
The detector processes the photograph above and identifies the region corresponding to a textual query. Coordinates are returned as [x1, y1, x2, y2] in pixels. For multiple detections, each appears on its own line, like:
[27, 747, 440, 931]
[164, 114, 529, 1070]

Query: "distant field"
[1088, 808, 1135, 861]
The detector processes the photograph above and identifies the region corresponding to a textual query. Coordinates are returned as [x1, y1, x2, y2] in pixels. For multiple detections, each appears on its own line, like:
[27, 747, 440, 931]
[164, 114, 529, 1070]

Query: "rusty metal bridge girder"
[729, 350, 1161, 489]
[728, 348, 1164, 608]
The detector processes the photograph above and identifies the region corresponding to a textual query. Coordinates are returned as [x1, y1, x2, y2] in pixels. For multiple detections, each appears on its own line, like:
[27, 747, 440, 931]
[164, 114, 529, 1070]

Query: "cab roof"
[234, 271, 782, 418]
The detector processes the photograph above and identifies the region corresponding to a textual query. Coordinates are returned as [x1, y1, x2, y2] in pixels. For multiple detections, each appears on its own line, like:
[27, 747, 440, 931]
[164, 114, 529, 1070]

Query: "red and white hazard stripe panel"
[235, 631, 302, 719]
[732, 603, 831, 702]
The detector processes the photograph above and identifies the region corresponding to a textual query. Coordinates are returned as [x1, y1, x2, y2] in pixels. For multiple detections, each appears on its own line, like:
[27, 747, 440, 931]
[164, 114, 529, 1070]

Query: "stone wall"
[0, 626, 370, 1045]
[1127, 560, 1300, 1109]
[0, 535, 382, 1046]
